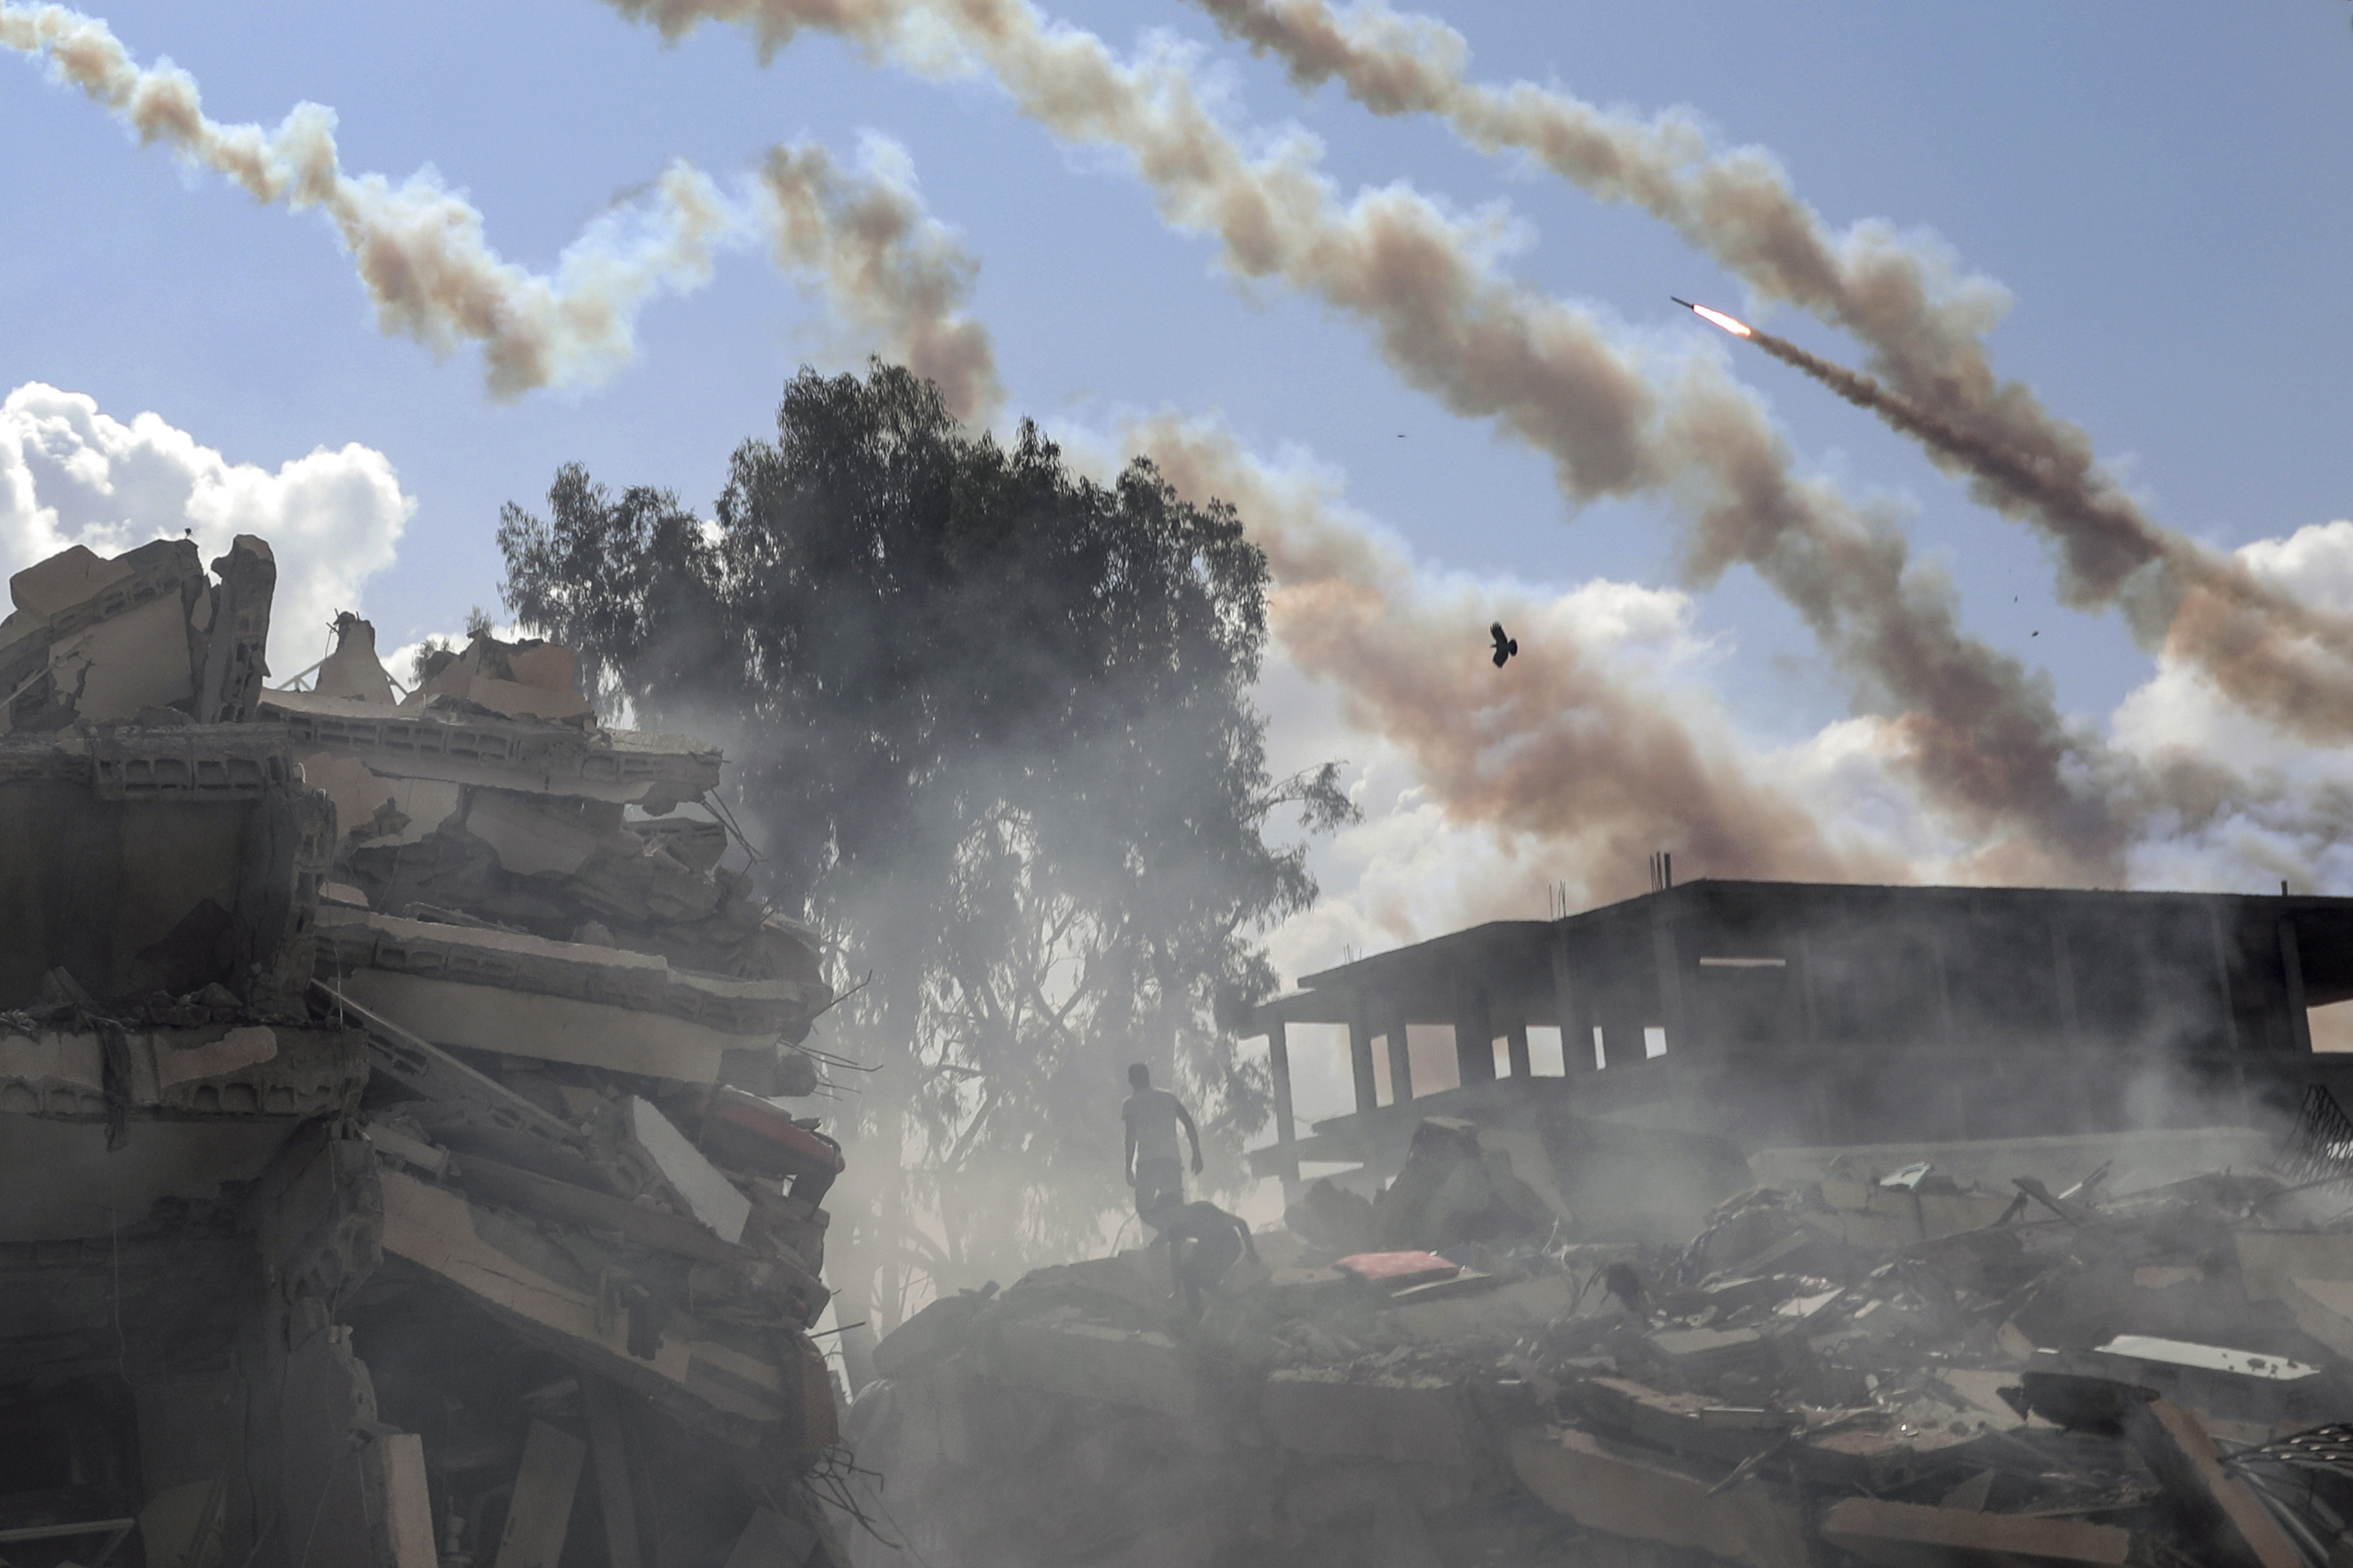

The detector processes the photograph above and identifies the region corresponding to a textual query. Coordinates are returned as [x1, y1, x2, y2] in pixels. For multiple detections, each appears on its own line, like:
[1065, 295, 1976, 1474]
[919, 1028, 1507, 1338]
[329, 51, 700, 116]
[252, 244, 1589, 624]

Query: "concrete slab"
[336, 970, 759, 1083]
[1262, 1369, 1475, 1470]
[628, 1096, 751, 1245]
[1390, 1274, 1578, 1343]
[987, 1313, 1209, 1427]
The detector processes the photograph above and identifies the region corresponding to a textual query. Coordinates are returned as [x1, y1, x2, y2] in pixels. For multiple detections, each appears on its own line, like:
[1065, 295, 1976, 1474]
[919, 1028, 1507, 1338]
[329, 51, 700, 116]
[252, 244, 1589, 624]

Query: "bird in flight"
[1490, 622, 1518, 668]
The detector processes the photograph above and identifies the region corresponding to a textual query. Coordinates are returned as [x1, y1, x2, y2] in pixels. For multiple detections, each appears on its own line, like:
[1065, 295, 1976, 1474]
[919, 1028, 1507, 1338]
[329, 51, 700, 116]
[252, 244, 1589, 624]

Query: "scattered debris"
[845, 1111, 2353, 1567]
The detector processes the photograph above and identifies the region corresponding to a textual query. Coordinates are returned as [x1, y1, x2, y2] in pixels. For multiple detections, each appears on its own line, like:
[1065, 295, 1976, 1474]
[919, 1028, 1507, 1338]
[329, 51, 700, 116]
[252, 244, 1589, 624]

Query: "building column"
[1928, 932, 1956, 1042]
[1505, 1021, 1532, 1079]
[1453, 976, 1495, 1085]
[2208, 903, 2242, 1054]
[1384, 1000, 1415, 1104]
[1346, 999, 1379, 1113]
[1796, 930, 1822, 1051]
[1650, 901, 1688, 1057]
[2281, 917, 2314, 1054]
[2050, 917, 2081, 1046]
[1549, 925, 1588, 1075]
[1266, 1016, 1299, 1188]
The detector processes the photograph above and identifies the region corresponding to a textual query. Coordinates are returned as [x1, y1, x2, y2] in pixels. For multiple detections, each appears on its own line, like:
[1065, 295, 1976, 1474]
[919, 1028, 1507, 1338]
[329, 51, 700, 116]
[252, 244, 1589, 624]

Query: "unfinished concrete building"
[0, 541, 848, 1567]
[1244, 880, 2353, 1206]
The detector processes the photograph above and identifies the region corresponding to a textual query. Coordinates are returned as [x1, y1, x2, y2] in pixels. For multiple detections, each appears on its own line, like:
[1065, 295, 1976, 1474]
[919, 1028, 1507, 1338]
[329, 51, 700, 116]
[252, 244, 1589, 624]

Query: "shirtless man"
[1122, 1063, 1202, 1230]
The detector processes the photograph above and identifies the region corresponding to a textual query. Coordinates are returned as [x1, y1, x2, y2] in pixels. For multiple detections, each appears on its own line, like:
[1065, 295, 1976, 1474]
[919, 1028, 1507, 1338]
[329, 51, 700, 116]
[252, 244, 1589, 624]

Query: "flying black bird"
[1490, 622, 1518, 668]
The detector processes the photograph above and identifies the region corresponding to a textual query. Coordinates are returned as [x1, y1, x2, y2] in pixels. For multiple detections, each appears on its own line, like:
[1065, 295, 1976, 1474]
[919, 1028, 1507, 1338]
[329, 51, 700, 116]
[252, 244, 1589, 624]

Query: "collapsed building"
[848, 1108, 2353, 1567]
[0, 539, 849, 1567]
[838, 884, 2353, 1567]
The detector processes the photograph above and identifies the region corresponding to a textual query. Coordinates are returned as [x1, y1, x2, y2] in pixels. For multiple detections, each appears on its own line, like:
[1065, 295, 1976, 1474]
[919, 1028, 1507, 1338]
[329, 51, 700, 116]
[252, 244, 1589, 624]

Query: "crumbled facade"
[0, 541, 850, 1567]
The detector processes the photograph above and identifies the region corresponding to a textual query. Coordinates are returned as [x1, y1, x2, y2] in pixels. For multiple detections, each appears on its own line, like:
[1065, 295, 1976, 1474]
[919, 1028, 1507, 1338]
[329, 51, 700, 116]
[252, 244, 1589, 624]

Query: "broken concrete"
[842, 1104, 2353, 1568]
[1510, 1426, 1811, 1568]
[0, 536, 851, 1568]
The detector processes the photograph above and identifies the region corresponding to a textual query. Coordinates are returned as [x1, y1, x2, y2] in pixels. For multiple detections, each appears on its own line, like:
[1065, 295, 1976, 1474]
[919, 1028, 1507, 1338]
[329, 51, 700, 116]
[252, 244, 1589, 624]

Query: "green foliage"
[499, 362, 1352, 1307]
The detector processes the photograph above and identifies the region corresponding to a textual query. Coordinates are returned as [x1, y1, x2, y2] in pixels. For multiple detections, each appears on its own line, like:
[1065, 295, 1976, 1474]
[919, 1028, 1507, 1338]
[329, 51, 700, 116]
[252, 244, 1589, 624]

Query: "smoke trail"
[1, 5, 1000, 415]
[756, 137, 1004, 421]
[1182, 0, 2353, 741]
[595, 0, 2153, 878]
[1728, 323, 2353, 738]
[1129, 413, 1917, 901]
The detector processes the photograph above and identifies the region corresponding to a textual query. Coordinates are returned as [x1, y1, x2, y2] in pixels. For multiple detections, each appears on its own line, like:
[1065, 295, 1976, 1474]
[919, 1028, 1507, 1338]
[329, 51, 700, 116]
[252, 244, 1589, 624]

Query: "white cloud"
[0, 382, 413, 669]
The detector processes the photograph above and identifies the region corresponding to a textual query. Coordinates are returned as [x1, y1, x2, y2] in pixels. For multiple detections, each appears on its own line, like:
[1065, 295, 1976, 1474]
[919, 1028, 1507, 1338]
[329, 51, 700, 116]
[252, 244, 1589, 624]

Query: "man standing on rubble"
[1123, 1063, 1203, 1229]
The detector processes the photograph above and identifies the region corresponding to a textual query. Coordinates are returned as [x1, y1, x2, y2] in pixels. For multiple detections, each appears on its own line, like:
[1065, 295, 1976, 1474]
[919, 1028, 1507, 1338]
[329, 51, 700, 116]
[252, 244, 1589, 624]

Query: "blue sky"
[6, 1, 2353, 972]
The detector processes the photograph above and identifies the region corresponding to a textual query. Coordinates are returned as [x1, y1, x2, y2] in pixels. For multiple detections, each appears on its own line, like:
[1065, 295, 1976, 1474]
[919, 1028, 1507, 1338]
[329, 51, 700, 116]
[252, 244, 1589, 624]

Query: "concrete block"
[378, 1432, 440, 1568]
[313, 614, 397, 705]
[987, 1312, 1209, 1426]
[493, 1419, 586, 1568]
[1262, 1369, 1475, 1470]
[465, 788, 606, 876]
[300, 753, 461, 850]
[149, 1027, 278, 1092]
[2283, 1274, 2353, 1362]
[50, 591, 194, 721]
[11, 544, 131, 618]
[2236, 1230, 2353, 1303]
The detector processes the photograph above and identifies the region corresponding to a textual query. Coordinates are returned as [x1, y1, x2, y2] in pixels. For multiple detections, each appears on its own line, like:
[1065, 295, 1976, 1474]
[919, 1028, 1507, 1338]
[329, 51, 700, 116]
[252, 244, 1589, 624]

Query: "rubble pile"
[845, 1112, 2353, 1568]
[0, 540, 852, 1568]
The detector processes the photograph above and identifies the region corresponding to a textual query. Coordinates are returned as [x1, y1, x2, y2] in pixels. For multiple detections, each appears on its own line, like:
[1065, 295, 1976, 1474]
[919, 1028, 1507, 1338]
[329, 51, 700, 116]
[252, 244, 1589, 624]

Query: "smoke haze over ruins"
[7, 0, 2353, 1072]
[13, 8, 2353, 1563]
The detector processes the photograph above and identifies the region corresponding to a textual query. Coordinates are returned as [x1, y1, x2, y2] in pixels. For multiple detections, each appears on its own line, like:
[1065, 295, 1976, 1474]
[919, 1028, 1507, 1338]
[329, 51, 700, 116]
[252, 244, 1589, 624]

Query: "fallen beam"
[494, 1419, 586, 1568]
[1820, 1496, 2134, 1567]
[1509, 1426, 1811, 1568]
[2123, 1397, 2303, 1568]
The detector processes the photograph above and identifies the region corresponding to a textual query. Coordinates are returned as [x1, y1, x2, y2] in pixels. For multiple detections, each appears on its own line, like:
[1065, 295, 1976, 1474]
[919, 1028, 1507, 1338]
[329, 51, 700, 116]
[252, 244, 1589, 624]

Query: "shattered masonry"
[0, 540, 851, 1567]
[851, 1105, 2353, 1567]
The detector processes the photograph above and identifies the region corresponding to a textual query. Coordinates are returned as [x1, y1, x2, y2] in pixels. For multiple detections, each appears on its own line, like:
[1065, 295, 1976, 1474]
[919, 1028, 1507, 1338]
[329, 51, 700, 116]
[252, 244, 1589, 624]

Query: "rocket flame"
[1691, 303, 1752, 338]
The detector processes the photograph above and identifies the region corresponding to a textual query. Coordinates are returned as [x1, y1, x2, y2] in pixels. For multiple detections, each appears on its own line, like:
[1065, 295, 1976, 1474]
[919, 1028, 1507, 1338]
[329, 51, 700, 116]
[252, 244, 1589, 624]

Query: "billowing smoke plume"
[1, 5, 1000, 414]
[595, 0, 2148, 878]
[1182, 0, 2353, 741]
